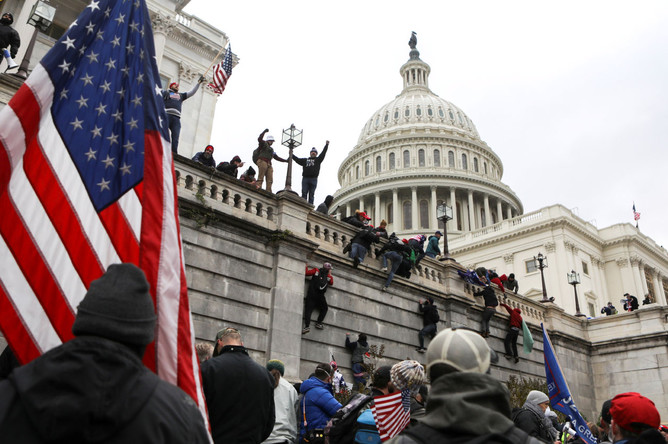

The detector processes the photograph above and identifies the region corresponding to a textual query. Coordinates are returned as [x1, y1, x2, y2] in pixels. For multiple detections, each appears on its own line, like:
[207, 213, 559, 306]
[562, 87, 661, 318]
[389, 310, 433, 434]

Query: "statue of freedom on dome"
[408, 31, 417, 49]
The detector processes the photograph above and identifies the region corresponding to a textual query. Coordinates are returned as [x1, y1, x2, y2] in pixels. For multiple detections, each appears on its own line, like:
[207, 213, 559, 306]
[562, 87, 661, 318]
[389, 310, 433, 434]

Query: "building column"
[629, 257, 644, 297]
[151, 13, 176, 69]
[358, 198, 364, 213]
[467, 190, 475, 231]
[392, 188, 399, 232]
[507, 206, 513, 220]
[411, 187, 418, 230]
[655, 273, 667, 305]
[374, 192, 381, 226]
[483, 194, 490, 227]
[345, 202, 351, 219]
[430, 186, 438, 231]
[496, 200, 503, 223]
[650, 270, 663, 304]
[450, 188, 458, 231]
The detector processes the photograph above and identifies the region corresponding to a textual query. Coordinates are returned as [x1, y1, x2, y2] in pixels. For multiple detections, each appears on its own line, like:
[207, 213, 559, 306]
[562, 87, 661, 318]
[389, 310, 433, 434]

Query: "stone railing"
[461, 280, 547, 325]
[175, 157, 278, 231]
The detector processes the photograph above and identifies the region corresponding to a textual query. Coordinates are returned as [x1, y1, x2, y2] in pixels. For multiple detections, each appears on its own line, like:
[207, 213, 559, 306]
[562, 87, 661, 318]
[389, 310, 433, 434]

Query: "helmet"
[426, 328, 494, 375]
[265, 135, 275, 142]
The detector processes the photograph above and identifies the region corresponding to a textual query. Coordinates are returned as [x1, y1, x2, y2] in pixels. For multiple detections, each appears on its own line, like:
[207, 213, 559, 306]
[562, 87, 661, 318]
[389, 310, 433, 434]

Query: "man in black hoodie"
[0, 264, 208, 443]
[391, 328, 541, 444]
[416, 297, 439, 353]
[474, 278, 499, 338]
[293, 141, 329, 204]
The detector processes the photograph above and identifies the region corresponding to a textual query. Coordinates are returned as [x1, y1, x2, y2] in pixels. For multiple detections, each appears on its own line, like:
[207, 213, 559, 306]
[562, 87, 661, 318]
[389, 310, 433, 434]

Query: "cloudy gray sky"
[183, 0, 668, 249]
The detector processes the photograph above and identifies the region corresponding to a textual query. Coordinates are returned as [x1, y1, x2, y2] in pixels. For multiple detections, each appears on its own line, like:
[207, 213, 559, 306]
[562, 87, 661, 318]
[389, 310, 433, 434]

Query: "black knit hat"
[72, 263, 156, 346]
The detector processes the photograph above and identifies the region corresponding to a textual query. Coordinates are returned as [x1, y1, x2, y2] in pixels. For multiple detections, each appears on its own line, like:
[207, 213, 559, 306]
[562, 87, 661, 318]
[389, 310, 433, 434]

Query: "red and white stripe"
[371, 391, 411, 441]
[0, 63, 209, 428]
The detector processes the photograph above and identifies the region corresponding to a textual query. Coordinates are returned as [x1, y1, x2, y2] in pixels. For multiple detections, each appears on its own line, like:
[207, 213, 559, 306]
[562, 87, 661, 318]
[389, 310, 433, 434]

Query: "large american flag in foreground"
[371, 390, 412, 441]
[209, 45, 233, 95]
[0, 0, 207, 427]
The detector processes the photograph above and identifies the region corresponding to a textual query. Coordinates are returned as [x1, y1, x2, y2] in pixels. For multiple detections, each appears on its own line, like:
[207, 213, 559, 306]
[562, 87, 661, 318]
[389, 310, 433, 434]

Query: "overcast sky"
[182, 0, 668, 250]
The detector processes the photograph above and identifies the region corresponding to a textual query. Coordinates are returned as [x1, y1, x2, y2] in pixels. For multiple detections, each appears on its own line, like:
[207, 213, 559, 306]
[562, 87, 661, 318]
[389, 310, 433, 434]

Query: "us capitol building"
[333, 38, 668, 316]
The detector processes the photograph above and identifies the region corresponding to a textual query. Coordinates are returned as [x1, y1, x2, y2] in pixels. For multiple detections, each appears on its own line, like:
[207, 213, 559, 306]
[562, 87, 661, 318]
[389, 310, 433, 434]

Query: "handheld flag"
[371, 389, 412, 441]
[209, 45, 233, 95]
[542, 324, 596, 444]
[521, 320, 534, 354]
[0, 0, 208, 429]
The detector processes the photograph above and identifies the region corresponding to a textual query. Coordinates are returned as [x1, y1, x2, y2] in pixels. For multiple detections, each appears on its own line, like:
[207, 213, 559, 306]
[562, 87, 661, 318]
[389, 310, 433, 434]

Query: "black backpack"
[430, 306, 440, 324]
[401, 422, 537, 444]
[325, 393, 372, 444]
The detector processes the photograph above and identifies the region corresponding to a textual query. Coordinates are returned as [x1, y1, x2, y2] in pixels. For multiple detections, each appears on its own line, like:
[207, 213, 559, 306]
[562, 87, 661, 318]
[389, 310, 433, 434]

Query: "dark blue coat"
[299, 376, 341, 436]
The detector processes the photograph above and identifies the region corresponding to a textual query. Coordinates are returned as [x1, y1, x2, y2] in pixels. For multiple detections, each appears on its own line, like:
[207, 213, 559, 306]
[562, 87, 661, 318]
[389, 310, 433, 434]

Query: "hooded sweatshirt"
[0, 336, 208, 443]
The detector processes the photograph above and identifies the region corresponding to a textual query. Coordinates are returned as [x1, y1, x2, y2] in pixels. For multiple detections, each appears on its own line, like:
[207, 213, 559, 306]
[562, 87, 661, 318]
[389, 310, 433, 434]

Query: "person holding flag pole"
[542, 324, 597, 444]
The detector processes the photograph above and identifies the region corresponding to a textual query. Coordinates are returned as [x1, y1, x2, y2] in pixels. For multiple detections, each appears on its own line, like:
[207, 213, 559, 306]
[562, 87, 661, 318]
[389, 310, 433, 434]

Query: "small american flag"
[633, 203, 640, 221]
[371, 389, 412, 441]
[209, 45, 233, 95]
[0, 0, 208, 432]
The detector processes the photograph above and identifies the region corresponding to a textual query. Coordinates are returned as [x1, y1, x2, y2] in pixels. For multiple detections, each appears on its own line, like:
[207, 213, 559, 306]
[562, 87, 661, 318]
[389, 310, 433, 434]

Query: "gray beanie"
[526, 390, 550, 406]
[72, 263, 156, 346]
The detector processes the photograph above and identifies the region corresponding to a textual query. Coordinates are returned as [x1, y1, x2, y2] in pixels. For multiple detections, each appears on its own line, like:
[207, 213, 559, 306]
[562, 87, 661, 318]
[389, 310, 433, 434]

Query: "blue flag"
[542, 324, 597, 444]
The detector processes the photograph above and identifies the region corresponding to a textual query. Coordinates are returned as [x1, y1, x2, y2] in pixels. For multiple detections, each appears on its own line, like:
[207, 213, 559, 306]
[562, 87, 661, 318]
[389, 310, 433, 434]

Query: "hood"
[514, 308, 522, 315]
[300, 376, 331, 394]
[8, 336, 159, 442]
[421, 372, 515, 435]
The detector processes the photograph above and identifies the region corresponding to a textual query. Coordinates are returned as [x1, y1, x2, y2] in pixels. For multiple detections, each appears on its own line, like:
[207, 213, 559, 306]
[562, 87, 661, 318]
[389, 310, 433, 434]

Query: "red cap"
[169, 82, 179, 90]
[359, 212, 371, 220]
[610, 392, 660, 433]
[205, 145, 214, 152]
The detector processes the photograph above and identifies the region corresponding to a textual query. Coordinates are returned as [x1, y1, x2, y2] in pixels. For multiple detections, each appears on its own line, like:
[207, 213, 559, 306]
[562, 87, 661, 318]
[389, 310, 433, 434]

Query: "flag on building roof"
[633, 203, 641, 221]
[209, 44, 233, 95]
[542, 324, 596, 444]
[0, 0, 208, 429]
[371, 389, 412, 441]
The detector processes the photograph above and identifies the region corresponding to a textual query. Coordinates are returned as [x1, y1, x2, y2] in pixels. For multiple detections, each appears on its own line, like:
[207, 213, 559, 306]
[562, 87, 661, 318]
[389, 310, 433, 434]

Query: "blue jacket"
[299, 377, 342, 436]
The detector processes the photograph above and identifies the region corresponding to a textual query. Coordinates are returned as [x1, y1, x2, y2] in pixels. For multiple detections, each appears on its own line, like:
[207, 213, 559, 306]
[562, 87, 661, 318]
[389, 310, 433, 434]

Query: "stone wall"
[176, 156, 668, 421]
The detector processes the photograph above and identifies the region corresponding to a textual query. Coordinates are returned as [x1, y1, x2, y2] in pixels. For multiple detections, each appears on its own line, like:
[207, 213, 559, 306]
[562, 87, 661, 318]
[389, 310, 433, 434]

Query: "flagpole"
[203, 44, 227, 78]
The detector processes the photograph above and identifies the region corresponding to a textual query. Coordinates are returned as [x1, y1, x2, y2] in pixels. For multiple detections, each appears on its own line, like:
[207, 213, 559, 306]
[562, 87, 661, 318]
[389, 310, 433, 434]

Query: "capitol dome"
[333, 37, 523, 240]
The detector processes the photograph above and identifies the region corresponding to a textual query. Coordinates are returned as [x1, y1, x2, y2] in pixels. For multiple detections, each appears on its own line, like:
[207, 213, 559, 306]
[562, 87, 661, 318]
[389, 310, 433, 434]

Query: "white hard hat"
[265, 135, 275, 142]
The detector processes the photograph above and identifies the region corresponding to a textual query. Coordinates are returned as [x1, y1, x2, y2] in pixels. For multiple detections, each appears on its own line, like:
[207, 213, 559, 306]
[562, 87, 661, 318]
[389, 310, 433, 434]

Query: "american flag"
[371, 389, 412, 441]
[633, 203, 641, 221]
[209, 45, 233, 95]
[0, 0, 208, 430]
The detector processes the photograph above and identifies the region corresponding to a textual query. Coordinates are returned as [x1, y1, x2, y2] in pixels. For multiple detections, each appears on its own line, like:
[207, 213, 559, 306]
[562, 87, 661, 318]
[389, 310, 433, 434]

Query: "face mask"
[0, 18, 11, 26]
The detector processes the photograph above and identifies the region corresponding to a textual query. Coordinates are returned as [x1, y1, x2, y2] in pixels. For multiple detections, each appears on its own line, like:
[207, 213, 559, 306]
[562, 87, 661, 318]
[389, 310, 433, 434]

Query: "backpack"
[354, 409, 381, 444]
[252, 147, 260, 165]
[430, 306, 440, 324]
[325, 393, 373, 444]
[309, 269, 329, 294]
[401, 422, 536, 444]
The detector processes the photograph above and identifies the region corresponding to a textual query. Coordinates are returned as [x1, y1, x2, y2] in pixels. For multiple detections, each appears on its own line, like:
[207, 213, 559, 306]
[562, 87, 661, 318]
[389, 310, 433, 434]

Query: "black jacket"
[0, 23, 20, 58]
[513, 407, 554, 443]
[201, 345, 275, 444]
[351, 227, 379, 250]
[474, 286, 499, 307]
[0, 336, 208, 443]
[293, 142, 329, 178]
[419, 301, 439, 327]
[342, 215, 366, 228]
[216, 161, 239, 177]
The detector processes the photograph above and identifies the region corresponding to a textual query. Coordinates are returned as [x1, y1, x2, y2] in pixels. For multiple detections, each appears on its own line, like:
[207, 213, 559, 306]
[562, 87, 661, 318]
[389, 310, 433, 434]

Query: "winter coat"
[500, 303, 522, 328]
[0, 336, 208, 443]
[0, 23, 20, 58]
[216, 161, 239, 177]
[293, 143, 329, 178]
[514, 401, 557, 443]
[419, 301, 439, 327]
[345, 337, 370, 364]
[342, 215, 366, 229]
[474, 285, 499, 307]
[351, 227, 379, 250]
[265, 376, 299, 444]
[390, 372, 541, 443]
[305, 266, 333, 297]
[299, 377, 342, 436]
[192, 151, 216, 167]
[256, 131, 287, 164]
[425, 235, 441, 257]
[201, 345, 276, 444]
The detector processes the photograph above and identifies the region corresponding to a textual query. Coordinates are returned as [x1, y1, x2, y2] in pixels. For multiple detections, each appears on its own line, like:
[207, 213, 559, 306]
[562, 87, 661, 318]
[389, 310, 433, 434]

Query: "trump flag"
[542, 324, 596, 444]
[0, 0, 208, 427]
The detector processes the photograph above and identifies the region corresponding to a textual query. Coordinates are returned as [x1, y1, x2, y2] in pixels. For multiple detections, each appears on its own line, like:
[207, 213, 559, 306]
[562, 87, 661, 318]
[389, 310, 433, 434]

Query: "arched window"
[416, 106, 422, 117]
[474, 158, 479, 172]
[438, 108, 445, 118]
[389, 153, 395, 170]
[365, 160, 370, 176]
[404, 107, 410, 118]
[418, 149, 425, 167]
[384, 112, 389, 123]
[420, 200, 429, 229]
[448, 151, 455, 167]
[394, 109, 399, 120]
[376, 156, 382, 173]
[356, 165, 360, 179]
[403, 150, 410, 168]
[484, 162, 488, 174]
[387, 203, 393, 224]
[461, 154, 468, 170]
[403, 201, 412, 230]
[433, 149, 441, 167]
[427, 107, 433, 117]
[448, 109, 454, 120]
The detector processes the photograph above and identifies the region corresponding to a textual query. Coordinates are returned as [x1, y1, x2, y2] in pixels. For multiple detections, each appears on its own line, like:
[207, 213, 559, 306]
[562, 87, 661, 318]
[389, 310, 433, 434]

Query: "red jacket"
[305, 266, 333, 285]
[500, 303, 522, 328]
[491, 277, 505, 292]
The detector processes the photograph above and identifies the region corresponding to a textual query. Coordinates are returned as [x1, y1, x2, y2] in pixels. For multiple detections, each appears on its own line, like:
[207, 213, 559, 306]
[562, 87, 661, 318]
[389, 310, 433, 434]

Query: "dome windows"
[376, 156, 382, 173]
[457, 112, 463, 124]
[389, 152, 396, 170]
[418, 149, 425, 167]
[404, 107, 411, 118]
[461, 154, 468, 170]
[427, 106, 433, 117]
[394, 109, 399, 120]
[433, 149, 441, 167]
[365, 160, 370, 176]
[448, 109, 454, 120]
[384, 112, 389, 123]
[438, 107, 445, 118]
[375, 116, 380, 127]
[416, 106, 422, 117]
[403, 150, 410, 168]
[448, 151, 455, 167]
[403, 201, 412, 230]
[474, 158, 479, 173]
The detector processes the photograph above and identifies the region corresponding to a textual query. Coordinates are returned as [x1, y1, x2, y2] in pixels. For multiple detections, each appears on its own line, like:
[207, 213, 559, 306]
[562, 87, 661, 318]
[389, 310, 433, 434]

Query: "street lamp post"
[534, 252, 552, 303]
[436, 203, 453, 259]
[12, 0, 56, 79]
[567, 270, 586, 317]
[281, 124, 302, 193]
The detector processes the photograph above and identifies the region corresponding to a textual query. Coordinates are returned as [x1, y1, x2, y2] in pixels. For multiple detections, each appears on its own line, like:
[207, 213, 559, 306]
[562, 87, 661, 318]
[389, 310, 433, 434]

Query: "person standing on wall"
[161, 76, 205, 154]
[293, 141, 329, 205]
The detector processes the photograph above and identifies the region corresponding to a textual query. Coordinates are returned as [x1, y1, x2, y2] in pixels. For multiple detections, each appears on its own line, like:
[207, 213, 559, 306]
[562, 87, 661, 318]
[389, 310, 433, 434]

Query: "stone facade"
[175, 157, 668, 421]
